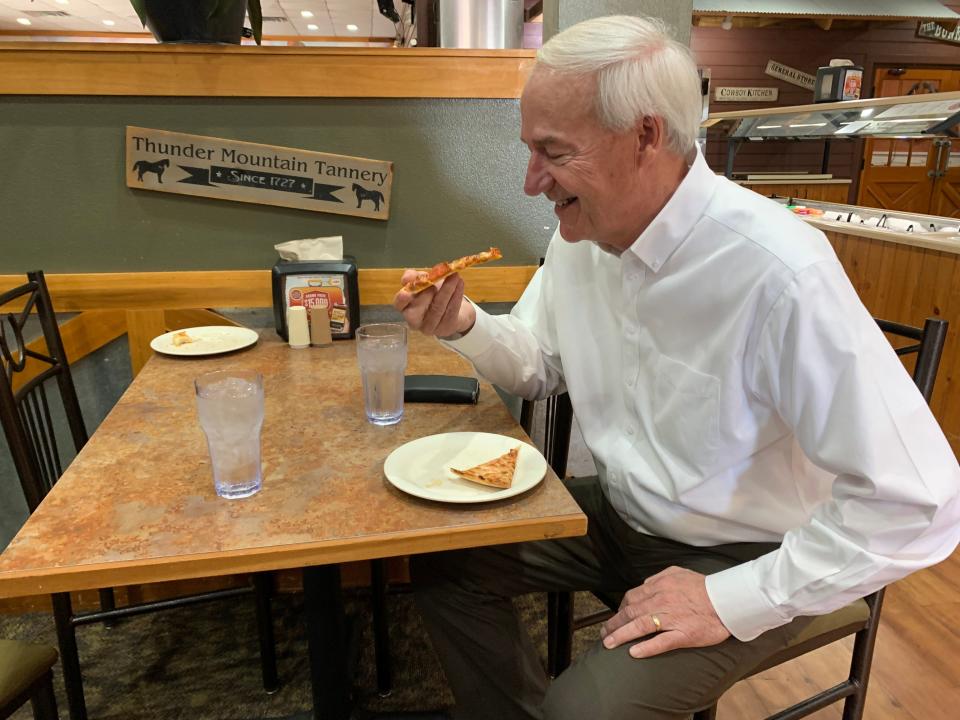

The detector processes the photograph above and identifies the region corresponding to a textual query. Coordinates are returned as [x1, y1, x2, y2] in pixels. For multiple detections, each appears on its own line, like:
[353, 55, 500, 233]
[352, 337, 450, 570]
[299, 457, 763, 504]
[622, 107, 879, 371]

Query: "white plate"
[150, 326, 259, 357]
[384, 432, 548, 504]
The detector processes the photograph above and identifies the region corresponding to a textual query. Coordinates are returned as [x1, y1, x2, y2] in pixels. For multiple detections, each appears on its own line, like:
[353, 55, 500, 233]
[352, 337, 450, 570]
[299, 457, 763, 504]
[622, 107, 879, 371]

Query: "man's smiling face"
[520, 68, 645, 252]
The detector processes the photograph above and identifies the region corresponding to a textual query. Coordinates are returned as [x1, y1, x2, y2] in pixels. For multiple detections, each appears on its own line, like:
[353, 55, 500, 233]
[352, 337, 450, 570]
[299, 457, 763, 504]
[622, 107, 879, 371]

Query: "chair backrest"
[876, 317, 947, 403]
[0, 270, 88, 513]
[520, 392, 574, 478]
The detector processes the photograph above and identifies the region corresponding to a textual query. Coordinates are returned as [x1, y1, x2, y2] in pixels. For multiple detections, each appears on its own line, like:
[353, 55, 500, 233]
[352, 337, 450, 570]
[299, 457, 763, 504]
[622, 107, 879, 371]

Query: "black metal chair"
[533, 317, 948, 720]
[0, 271, 279, 720]
[0, 639, 59, 720]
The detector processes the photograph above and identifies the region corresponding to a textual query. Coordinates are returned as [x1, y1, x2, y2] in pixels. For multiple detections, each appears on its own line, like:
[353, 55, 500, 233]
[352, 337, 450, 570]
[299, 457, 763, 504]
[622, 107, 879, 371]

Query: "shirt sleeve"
[706, 260, 960, 641]
[442, 257, 566, 401]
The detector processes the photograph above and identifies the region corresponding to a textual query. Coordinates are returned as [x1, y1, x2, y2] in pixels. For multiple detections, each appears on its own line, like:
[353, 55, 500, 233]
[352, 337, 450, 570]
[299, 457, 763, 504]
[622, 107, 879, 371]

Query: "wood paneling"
[823, 229, 960, 454]
[0, 43, 535, 99]
[742, 182, 851, 203]
[0, 267, 538, 312]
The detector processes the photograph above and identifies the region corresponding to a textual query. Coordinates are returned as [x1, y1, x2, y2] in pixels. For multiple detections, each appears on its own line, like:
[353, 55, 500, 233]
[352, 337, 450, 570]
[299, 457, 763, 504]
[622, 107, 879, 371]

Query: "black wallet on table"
[404, 375, 480, 404]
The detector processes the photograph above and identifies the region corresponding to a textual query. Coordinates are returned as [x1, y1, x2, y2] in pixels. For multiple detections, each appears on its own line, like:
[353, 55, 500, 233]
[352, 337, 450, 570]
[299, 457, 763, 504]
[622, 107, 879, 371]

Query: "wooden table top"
[0, 332, 586, 599]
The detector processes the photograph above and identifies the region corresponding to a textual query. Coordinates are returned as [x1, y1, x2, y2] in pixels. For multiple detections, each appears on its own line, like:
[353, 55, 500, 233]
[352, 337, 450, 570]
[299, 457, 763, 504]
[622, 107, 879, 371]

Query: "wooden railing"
[0, 266, 537, 376]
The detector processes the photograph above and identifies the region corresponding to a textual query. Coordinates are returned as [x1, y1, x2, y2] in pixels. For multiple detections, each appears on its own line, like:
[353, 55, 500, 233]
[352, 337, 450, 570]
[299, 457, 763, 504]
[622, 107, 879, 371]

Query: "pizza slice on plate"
[171, 330, 195, 347]
[450, 446, 519, 489]
[401, 247, 503, 294]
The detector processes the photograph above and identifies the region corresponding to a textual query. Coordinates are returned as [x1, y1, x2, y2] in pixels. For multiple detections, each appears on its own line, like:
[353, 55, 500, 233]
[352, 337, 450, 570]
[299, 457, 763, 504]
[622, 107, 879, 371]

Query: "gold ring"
[651, 614, 662, 632]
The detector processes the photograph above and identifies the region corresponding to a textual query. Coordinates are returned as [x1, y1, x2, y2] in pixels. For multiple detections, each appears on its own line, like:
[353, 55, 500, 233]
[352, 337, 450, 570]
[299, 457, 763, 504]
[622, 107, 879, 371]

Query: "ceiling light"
[721, 15, 733, 30]
[307, 24, 318, 30]
[789, 123, 827, 128]
[860, 109, 874, 118]
[16, 18, 31, 25]
[301, 10, 313, 18]
[102, 19, 115, 26]
[756, 125, 781, 129]
[346, 24, 359, 32]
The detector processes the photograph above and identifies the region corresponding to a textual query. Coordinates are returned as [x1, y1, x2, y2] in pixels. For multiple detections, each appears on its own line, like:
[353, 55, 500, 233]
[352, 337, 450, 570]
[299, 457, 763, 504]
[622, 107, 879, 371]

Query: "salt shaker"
[310, 308, 333, 347]
[287, 306, 310, 349]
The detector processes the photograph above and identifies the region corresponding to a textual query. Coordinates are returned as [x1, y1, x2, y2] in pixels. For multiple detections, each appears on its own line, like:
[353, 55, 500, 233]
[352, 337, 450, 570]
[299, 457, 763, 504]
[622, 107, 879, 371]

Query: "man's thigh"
[543, 614, 819, 720]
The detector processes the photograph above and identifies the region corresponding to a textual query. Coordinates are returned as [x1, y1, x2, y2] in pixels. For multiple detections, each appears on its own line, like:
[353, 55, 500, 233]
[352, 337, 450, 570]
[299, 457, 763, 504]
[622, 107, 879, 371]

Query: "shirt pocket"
[652, 353, 721, 492]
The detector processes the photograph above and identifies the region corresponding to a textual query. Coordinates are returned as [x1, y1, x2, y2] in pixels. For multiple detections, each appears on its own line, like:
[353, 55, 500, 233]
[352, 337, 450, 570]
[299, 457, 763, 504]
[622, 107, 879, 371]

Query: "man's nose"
[524, 154, 553, 197]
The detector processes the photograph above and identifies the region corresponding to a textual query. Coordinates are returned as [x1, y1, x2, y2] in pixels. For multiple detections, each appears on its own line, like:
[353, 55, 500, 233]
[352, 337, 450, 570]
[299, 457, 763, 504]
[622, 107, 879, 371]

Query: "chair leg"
[98, 587, 117, 628]
[29, 669, 59, 720]
[370, 558, 392, 697]
[252, 573, 279, 694]
[547, 591, 574, 678]
[51, 592, 86, 720]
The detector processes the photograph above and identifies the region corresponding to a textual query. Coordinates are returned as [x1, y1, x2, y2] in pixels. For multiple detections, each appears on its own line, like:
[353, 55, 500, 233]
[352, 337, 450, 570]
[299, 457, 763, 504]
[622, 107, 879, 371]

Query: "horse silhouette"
[132, 158, 171, 183]
[352, 183, 385, 211]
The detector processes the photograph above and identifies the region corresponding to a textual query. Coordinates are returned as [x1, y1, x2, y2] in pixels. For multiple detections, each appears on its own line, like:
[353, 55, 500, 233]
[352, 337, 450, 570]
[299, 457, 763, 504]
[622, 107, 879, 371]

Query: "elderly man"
[393, 14, 960, 720]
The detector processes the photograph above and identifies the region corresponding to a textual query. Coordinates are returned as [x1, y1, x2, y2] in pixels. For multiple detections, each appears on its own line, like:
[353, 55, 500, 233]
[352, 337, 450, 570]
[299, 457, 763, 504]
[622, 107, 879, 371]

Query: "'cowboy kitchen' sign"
[125, 127, 393, 220]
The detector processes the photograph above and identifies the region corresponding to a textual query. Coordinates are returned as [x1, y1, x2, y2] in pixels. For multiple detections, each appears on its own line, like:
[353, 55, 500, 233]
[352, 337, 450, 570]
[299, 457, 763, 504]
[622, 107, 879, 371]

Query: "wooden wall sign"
[125, 126, 393, 221]
[764, 60, 815, 91]
[715, 86, 779, 102]
[916, 20, 960, 46]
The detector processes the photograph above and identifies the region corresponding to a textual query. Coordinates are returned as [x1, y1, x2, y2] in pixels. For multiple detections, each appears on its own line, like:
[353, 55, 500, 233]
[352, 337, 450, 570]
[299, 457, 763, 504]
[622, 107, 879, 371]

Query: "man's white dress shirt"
[445, 150, 960, 641]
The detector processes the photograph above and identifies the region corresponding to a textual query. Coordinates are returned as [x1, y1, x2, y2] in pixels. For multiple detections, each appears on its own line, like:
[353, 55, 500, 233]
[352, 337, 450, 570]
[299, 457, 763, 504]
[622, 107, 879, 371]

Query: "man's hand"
[600, 566, 731, 658]
[393, 270, 475, 338]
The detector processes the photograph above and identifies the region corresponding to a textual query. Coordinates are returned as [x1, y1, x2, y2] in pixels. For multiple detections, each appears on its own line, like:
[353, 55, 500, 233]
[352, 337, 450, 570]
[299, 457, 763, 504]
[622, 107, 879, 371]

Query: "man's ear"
[635, 115, 666, 158]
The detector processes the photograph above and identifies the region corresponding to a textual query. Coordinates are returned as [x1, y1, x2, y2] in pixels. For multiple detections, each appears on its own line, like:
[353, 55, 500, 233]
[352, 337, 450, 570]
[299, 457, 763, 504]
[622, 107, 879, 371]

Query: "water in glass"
[195, 372, 264, 498]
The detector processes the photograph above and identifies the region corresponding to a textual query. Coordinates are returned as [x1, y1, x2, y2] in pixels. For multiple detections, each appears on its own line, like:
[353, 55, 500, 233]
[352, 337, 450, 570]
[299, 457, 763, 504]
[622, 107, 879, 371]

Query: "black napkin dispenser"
[404, 375, 480, 404]
[272, 258, 359, 341]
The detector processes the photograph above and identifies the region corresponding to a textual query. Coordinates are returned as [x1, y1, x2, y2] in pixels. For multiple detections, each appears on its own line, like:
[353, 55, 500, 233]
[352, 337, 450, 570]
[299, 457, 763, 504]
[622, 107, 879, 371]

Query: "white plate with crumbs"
[383, 432, 548, 503]
[150, 326, 259, 357]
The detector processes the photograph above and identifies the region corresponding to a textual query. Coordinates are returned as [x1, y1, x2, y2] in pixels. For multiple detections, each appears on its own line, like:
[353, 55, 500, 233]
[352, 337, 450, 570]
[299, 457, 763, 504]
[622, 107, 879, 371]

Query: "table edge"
[0, 512, 587, 599]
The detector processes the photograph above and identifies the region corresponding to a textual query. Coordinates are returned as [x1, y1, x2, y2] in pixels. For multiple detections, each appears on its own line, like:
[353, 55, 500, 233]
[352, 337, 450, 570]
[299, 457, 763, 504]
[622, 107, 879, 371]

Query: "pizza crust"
[450, 446, 519, 489]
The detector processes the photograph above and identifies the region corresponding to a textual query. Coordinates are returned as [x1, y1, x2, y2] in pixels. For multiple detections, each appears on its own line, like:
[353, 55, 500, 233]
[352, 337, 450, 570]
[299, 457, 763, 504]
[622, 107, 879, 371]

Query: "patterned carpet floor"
[0, 587, 600, 720]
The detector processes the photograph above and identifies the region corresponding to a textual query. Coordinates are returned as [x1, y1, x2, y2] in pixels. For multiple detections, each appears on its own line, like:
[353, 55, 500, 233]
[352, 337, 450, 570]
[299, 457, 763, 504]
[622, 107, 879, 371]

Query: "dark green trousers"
[411, 477, 819, 720]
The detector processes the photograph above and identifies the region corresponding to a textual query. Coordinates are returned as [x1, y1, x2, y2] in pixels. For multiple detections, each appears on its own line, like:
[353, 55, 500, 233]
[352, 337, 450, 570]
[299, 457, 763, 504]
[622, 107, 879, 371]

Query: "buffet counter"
[772, 197, 960, 455]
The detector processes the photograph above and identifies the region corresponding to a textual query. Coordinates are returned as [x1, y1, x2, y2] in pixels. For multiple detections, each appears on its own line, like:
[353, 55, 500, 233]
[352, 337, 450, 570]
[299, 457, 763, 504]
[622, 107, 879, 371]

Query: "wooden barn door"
[857, 67, 960, 215]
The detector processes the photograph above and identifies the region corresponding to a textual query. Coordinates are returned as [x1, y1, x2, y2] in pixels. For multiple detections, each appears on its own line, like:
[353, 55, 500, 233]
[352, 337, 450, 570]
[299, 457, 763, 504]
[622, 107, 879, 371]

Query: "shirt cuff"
[704, 560, 788, 642]
[440, 300, 495, 356]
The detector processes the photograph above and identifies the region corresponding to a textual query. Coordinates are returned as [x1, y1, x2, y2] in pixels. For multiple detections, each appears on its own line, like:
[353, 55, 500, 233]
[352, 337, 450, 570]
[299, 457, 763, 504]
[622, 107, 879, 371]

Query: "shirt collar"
[626, 148, 719, 273]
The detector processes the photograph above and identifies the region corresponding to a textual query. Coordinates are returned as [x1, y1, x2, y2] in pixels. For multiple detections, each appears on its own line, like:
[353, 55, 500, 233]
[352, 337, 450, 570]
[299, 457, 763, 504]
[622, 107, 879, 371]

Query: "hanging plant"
[129, 0, 262, 45]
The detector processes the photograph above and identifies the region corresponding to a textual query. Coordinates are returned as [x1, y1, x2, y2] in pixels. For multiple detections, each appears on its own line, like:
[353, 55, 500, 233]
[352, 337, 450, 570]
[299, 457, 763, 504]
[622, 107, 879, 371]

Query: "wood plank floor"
[716, 547, 960, 719]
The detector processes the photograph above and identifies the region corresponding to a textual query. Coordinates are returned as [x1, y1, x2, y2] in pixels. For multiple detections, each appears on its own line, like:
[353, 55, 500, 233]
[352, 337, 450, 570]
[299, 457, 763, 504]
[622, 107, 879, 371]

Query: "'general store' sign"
[764, 60, 816, 91]
[125, 127, 393, 220]
[715, 86, 779, 102]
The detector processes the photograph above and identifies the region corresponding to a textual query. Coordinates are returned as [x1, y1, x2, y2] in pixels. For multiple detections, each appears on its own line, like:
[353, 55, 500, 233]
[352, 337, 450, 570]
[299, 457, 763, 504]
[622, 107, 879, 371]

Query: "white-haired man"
[394, 15, 960, 720]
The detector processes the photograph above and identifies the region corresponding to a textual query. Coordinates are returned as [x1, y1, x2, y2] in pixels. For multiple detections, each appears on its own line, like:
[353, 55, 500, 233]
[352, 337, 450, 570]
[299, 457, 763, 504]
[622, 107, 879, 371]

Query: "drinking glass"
[195, 370, 264, 499]
[356, 323, 408, 426]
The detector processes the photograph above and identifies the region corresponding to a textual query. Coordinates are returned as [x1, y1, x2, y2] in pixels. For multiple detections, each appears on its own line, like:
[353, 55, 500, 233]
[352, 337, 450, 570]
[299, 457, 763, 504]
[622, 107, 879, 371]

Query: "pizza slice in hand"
[450, 446, 519, 489]
[402, 247, 503, 294]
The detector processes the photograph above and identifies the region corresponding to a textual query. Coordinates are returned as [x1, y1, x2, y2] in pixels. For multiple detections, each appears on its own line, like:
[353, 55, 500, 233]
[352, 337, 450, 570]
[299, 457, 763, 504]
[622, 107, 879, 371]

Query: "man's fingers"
[436, 279, 465, 336]
[628, 631, 682, 659]
[420, 276, 460, 335]
[601, 612, 659, 649]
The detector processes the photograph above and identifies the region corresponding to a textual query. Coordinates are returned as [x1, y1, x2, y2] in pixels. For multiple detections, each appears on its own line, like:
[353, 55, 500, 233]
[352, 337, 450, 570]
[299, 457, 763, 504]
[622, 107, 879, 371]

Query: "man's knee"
[542, 644, 708, 720]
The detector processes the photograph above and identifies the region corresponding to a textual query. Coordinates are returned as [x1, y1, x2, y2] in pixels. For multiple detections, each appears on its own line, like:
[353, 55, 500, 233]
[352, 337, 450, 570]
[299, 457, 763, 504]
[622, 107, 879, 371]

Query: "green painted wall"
[1, 96, 556, 272]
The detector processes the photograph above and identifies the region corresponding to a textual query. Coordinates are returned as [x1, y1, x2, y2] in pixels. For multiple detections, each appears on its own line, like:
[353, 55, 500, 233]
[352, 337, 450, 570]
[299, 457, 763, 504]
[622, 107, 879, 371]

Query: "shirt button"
[626, 426, 635, 436]
[625, 376, 634, 386]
